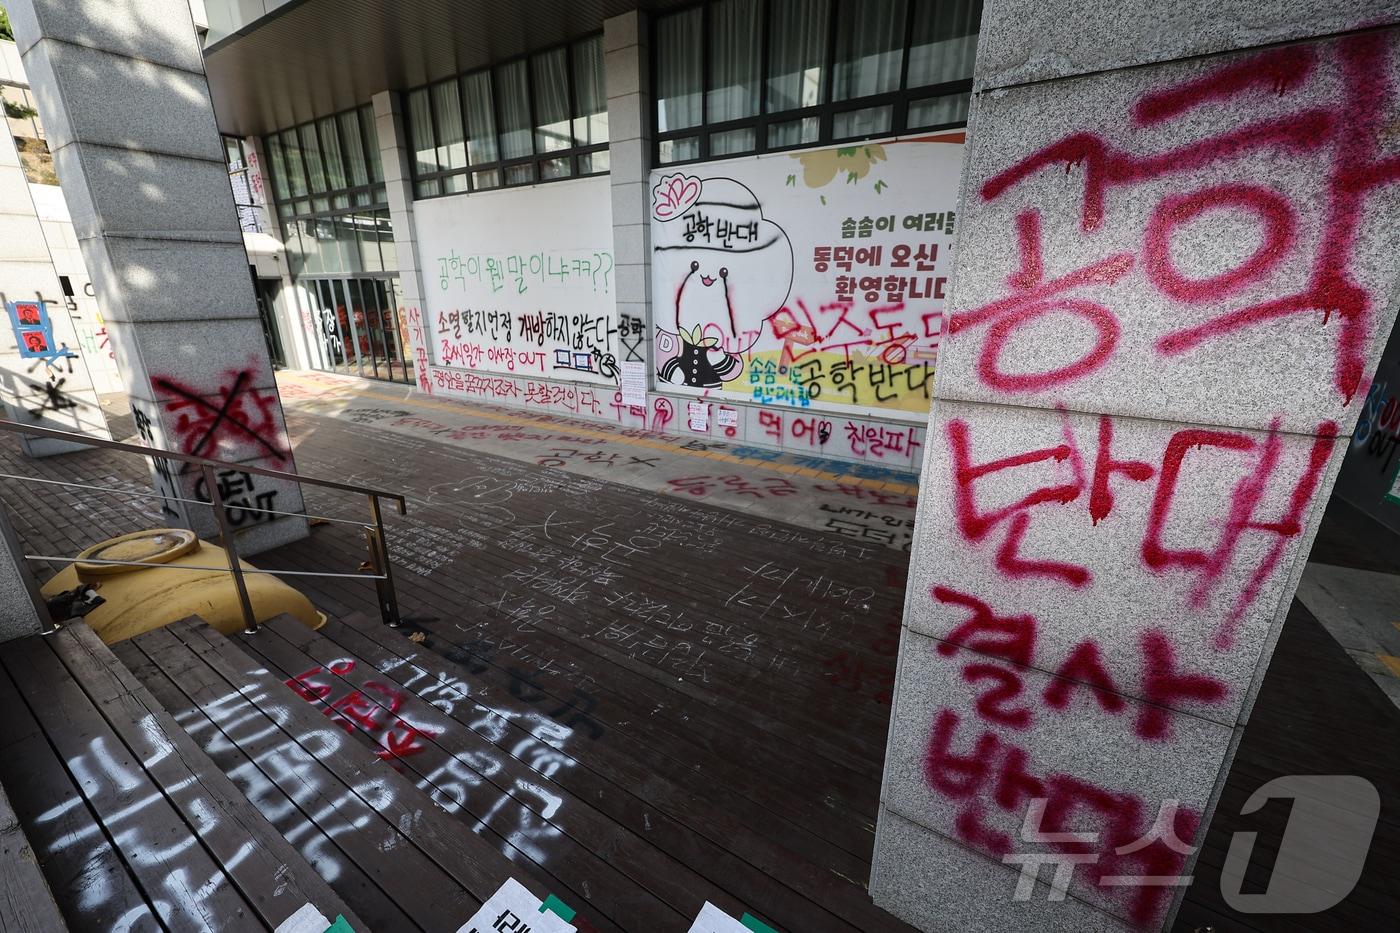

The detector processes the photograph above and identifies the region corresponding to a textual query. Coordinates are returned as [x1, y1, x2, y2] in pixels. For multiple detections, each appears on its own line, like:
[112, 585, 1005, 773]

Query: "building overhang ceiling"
[203, 0, 679, 137]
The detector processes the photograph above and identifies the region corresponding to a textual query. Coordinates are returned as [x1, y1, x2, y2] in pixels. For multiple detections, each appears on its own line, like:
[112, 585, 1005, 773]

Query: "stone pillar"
[371, 89, 432, 394]
[871, 5, 1400, 931]
[604, 11, 653, 378]
[7, 0, 307, 554]
[0, 111, 111, 454]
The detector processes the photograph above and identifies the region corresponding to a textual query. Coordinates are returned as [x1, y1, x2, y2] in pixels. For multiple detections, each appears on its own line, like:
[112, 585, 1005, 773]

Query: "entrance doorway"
[298, 275, 410, 384]
[251, 273, 286, 368]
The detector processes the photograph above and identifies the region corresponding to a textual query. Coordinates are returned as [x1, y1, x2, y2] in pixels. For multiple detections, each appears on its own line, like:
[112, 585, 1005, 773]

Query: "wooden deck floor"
[0, 621, 357, 931]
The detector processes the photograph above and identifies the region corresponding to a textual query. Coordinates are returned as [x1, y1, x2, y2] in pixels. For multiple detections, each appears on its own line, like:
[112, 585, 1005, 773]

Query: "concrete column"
[604, 11, 653, 376]
[872, 4, 1400, 931]
[372, 89, 432, 393]
[7, 0, 307, 554]
[0, 107, 111, 454]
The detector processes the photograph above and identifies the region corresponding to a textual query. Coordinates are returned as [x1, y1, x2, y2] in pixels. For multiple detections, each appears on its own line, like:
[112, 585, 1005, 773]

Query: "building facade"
[199, 0, 983, 483]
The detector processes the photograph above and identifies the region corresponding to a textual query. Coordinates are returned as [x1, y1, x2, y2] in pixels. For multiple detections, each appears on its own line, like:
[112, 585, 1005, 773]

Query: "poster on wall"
[413, 176, 619, 386]
[1, 297, 113, 445]
[648, 134, 963, 419]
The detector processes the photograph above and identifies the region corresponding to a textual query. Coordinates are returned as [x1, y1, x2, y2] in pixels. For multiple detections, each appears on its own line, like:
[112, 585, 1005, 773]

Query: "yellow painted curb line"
[1377, 654, 1400, 678]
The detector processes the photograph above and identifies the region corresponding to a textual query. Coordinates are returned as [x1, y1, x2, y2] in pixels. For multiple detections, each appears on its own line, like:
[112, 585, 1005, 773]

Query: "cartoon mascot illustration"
[650, 174, 794, 388]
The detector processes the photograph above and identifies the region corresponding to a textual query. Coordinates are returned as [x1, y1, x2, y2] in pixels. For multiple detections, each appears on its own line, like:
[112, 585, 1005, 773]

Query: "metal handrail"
[0, 419, 407, 513]
[24, 554, 388, 579]
[0, 472, 376, 527]
[0, 417, 409, 633]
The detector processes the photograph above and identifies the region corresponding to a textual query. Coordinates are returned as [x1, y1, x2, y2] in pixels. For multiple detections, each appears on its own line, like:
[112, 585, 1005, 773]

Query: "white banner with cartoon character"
[648, 133, 964, 418]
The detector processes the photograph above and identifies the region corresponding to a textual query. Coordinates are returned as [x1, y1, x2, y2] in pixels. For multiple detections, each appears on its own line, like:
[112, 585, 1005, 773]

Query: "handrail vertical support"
[367, 494, 402, 628]
[202, 464, 258, 635]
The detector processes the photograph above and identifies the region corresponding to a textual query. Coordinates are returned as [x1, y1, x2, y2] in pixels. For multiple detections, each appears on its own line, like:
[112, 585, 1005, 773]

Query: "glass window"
[407, 87, 438, 175]
[908, 90, 971, 128]
[654, 0, 975, 164]
[462, 71, 499, 164]
[656, 9, 703, 132]
[298, 123, 327, 193]
[318, 116, 346, 190]
[315, 218, 343, 273]
[708, 0, 762, 123]
[339, 110, 369, 187]
[266, 134, 290, 201]
[432, 79, 467, 170]
[403, 34, 609, 195]
[495, 60, 533, 161]
[579, 149, 609, 174]
[908, 0, 981, 88]
[281, 130, 307, 197]
[711, 126, 756, 155]
[768, 115, 820, 148]
[335, 216, 362, 274]
[659, 136, 701, 164]
[833, 103, 893, 138]
[297, 219, 324, 274]
[572, 35, 608, 146]
[833, 0, 907, 101]
[539, 156, 571, 180]
[532, 48, 572, 153]
[767, 0, 830, 112]
[362, 106, 384, 182]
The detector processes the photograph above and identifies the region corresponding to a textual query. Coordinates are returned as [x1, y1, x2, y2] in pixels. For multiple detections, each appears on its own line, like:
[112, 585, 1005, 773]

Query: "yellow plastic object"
[39, 528, 325, 644]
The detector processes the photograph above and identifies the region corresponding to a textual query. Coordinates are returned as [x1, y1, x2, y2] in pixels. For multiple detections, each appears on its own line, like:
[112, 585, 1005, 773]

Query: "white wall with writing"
[648, 134, 964, 421]
[414, 176, 619, 386]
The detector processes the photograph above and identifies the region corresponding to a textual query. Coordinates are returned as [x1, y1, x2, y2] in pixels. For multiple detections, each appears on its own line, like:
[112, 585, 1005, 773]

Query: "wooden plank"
[334, 611, 915, 933]
[154, 619, 526, 924]
[241, 615, 682, 931]
[49, 623, 362, 932]
[136, 621, 478, 930]
[293, 615, 779, 929]
[0, 658, 155, 932]
[0, 634, 248, 932]
[113, 631, 420, 933]
[0, 760, 67, 932]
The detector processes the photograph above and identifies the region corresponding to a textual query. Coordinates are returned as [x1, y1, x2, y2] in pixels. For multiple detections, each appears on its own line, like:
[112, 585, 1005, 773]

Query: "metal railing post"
[202, 464, 258, 635]
[366, 494, 402, 628]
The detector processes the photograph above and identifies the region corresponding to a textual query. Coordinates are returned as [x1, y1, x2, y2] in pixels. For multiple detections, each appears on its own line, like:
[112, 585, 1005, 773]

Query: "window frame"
[652, 0, 977, 166]
[406, 32, 610, 200]
[263, 105, 388, 225]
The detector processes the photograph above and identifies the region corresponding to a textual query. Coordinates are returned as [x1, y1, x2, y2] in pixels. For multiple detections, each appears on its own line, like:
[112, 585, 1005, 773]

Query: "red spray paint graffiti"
[153, 369, 288, 461]
[969, 35, 1400, 405]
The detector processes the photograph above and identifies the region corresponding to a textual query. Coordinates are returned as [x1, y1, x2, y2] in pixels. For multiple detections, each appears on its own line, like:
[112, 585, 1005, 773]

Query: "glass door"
[297, 275, 408, 384]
